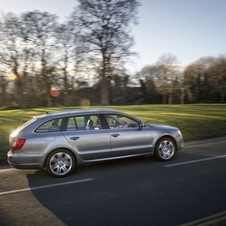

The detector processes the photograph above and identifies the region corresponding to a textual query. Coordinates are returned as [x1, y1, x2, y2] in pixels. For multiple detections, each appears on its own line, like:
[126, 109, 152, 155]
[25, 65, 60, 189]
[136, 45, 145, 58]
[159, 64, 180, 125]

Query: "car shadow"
[26, 155, 161, 225]
[26, 150, 226, 226]
[27, 155, 157, 185]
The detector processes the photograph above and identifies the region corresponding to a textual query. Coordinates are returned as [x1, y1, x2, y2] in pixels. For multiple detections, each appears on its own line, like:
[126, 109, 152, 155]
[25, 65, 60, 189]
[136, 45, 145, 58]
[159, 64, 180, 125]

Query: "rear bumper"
[7, 151, 42, 169]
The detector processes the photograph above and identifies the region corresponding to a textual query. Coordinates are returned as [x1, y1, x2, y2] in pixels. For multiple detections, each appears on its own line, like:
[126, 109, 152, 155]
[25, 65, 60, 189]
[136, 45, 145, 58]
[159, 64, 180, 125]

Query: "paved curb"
[184, 136, 226, 146]
[1, 136, 226, 170]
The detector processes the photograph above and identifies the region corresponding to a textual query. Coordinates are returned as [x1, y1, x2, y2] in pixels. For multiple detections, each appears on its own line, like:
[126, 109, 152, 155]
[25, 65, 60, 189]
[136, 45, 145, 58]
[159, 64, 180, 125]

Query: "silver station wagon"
[7, 109, 184, 177]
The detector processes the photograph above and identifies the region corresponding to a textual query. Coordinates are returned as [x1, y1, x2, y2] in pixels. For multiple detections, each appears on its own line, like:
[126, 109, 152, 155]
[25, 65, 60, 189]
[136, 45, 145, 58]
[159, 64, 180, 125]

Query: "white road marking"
[179, 210, 226, 226]
[165, 155, 226, 167]
[0, 168, 13, 172]
[0, 178, 94, 196]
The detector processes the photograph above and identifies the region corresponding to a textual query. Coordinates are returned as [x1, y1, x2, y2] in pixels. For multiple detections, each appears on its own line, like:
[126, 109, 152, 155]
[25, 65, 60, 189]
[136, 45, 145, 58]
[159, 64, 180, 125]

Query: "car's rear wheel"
[155, 137, 176, 161]
[46, 149, 75, 177]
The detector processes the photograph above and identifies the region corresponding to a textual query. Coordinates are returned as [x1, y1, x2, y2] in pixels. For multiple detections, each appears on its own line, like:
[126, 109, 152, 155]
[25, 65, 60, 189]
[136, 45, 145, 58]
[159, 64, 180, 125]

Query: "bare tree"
[0, 13, 36, 108]
[22, 11, 59, 107]
[0, 71, 9, 106]
[184, 57, 216, 103]
[209, 56, 226, 102]
[136, 65, 158, 102]
[155, 53, 181, 104]
[54, 22, 88, 105]
[70, 0, 140, 105]
[184, 63, 200, 102]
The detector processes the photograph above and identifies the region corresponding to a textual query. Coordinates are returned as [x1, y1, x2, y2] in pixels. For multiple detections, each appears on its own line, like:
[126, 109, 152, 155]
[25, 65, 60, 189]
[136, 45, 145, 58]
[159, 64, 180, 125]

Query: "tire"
[46, 149, 76, 177]
[155, 137, 176, 161]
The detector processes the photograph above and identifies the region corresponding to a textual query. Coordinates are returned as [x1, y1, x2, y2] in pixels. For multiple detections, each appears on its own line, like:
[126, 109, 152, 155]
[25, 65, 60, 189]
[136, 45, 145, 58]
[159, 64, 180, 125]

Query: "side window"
[75, 116, 85, 129]
[66, 116, 84, 131]
[85, 115, 101, 130]
[67, 117, 77, 131]
[35, 118, 63, 133]
[104, 114, 139, 129]
[66, 115, 102, 131]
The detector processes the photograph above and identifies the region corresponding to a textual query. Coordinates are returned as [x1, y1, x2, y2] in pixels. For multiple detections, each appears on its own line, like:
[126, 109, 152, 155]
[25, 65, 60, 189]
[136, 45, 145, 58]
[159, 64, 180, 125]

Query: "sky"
[1, 0, 226, 73]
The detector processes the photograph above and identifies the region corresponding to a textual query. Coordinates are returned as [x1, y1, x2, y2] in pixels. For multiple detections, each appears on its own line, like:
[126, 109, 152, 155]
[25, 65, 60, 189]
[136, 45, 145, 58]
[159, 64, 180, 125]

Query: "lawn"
[1, 104, 226, 163]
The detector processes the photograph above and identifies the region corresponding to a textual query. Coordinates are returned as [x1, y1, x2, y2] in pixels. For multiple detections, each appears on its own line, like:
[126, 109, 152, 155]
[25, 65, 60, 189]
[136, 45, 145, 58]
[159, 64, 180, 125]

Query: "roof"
[39, 108, 121, 118]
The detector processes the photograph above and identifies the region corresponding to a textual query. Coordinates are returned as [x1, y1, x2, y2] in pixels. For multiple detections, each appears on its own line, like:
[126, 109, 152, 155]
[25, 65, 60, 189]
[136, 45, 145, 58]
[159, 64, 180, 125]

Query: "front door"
[104, 114, 153, 157]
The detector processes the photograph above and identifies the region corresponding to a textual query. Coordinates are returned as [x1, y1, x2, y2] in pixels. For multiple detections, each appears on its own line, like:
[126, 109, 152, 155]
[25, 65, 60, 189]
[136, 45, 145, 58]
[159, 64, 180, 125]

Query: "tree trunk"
[220, 93, 225, 102]
[168, 93, 173, 104]
[100, 78, 109, 106]
[100, 54, 110, 106]
[46, 86, 52, 107]
[15, 77, 25, 108]
[180, 88, 185, 104]
[162, 95, 166, 104]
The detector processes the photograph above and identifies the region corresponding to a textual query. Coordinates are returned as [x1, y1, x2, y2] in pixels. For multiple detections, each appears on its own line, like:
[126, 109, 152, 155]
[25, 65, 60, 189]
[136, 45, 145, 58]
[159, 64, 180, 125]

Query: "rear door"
[62, 114, 110, 161]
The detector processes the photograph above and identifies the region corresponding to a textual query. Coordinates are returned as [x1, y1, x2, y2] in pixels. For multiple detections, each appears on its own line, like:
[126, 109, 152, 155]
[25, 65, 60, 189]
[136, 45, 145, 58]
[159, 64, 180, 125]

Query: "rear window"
[17, 118, 37, 131]
[35, 118, 63, 133]
[10, 118, 37, 137]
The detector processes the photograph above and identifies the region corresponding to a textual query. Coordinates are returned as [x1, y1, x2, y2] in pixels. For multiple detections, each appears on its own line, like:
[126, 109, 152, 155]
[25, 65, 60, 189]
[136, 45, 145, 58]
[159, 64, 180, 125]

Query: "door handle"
[70, 137, 80, 140]
[111, 134, 120, 138]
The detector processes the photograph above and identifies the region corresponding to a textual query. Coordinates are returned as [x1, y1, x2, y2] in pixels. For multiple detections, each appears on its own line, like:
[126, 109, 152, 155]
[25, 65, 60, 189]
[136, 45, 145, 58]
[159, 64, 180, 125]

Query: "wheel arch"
[43, 147, 78, 168]
[153, 135, 177, 153]
[154, 135, 178, 161]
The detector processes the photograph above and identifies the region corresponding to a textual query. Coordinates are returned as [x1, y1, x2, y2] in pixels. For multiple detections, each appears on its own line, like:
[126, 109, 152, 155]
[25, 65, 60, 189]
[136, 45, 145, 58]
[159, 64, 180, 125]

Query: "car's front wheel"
[155, 137, 176, 161]
[46, 149, 76, 177]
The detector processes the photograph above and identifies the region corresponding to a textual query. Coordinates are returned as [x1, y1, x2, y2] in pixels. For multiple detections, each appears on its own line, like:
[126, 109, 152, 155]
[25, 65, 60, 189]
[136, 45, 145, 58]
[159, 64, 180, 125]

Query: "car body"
[7, 108, 184, 177]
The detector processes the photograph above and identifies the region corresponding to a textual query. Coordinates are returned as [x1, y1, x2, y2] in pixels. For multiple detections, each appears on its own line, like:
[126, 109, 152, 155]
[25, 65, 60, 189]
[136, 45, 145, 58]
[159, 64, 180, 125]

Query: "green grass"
[1, 104, 226, 163]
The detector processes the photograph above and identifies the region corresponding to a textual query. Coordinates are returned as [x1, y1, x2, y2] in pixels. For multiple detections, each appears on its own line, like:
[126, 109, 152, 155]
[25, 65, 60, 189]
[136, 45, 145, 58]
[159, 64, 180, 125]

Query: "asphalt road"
[0, 138, 226, 226]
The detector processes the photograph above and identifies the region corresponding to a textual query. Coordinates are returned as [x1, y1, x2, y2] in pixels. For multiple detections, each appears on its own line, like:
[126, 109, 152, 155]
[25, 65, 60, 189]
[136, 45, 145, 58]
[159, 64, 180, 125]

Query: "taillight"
[11, 138, 26, 151]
